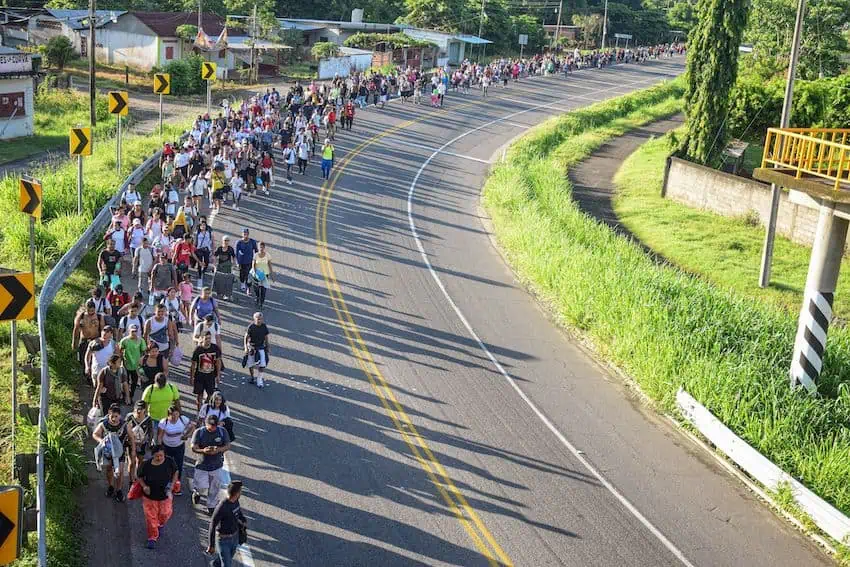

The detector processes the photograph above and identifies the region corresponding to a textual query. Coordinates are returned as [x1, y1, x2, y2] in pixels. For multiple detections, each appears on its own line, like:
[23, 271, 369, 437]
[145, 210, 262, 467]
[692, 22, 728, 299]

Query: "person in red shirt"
[106, 283, 131, 319]
[325, 108, 336, 141]
[172, 234, 201, 281]
[342, 101, 355, 131]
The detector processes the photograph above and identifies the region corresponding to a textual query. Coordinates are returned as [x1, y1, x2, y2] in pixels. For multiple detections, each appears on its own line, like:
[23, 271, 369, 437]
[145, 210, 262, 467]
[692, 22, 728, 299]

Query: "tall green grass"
[482, 82, 850, 535]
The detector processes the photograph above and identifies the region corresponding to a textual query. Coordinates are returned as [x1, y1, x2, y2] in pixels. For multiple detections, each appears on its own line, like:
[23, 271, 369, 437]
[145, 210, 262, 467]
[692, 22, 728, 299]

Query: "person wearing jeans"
[191, 414, 231, 514]
[207, 481, 246, 567]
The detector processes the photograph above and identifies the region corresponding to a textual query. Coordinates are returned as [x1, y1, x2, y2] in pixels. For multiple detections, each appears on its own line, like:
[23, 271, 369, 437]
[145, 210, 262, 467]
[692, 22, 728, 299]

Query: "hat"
[205, 414, 219, 425]
[204, 313, 215, 322]
[133, 218, 141, 225]
[134, 400, 147, 410]
[128, 324, 139, 331]
[242, 228, 249, 234]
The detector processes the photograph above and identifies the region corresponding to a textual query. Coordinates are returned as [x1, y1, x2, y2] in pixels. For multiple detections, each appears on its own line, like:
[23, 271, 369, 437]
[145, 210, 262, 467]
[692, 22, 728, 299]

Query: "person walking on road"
[190, 331, 222, 412]
[157, 404, 194, 488]
[191, 414, 231, 515]
[85, 326, 116, 388]
[137, 444, 178, 549]
[235, 229, 258, 295]
[206, 481, 247, 567]
[141, 372, 180, 438]
[251, 242, 274, 309]
[320, 139, 335, 181]
[73, 300, 104, 378]
[126, 400, 152, 482]
[144, 303, 178, 359]
[92, 403, 134, 503]
[282, 142, 296, 185]
[297, 136, 311, 175]
[244, 312, 270, 388]
[118, 324, 146, 399]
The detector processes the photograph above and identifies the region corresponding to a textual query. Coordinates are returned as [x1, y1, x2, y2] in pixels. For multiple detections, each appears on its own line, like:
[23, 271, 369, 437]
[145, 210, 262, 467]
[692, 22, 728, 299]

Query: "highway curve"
[156, 58, 832, 567]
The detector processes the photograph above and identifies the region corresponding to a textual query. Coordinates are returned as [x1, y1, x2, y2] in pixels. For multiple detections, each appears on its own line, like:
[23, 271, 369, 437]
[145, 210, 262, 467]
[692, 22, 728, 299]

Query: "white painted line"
[223, 454, 256, 567]
[382, 135, 492, 164]
[405, 76, 696, 567]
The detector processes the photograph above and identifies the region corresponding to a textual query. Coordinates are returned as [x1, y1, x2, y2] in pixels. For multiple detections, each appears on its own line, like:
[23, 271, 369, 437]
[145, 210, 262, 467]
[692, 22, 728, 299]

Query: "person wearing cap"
[132, 237, 156, 300]
[191, 413, 231, 515]
[190, 330, 221, 411]
[85, 326, 116, 388]
[320, 138, 335, 180]
[244, 311, 270, 388]
[126, 399, 152, 482]
[92, 403, 134, 502]
[235, 229, 258, 294]
[137, 444, 178, 549]
[194, 312, 222, 348]
[118, 323, 146, 399]
[206, 481, 247, 566]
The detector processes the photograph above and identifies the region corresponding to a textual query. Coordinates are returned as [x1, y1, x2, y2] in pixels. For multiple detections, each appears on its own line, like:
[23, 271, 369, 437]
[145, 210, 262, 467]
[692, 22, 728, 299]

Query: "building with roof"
[0, 46, 41, 139]
[403, 28, 491, 67]
[96, 11, 229, 72]
[279, 10, 406, 48]
[28, 9, 125, 56]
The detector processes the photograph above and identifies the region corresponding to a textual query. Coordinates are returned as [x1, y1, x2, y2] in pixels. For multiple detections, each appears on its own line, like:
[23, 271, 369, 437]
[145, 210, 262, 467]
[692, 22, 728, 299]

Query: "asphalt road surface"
[125, 58, 832, 567]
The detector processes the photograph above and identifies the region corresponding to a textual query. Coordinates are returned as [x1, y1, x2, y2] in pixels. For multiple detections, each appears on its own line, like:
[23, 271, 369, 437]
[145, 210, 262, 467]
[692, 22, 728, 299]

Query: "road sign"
[18, 180, 41, 219]
[153, 73, 170, 95]
[69, 127, 91, 156]
[518, 34, 528, 46]
[201, 62, 217, 81]
[614, 33, 633, 39]
[0, 486, 22, 564]
[108, 91, 128, 116]
[0, 273, 34, 321]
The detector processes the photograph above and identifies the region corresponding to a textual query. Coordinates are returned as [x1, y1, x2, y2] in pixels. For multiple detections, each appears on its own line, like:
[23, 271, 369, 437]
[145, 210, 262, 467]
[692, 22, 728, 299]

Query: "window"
[0, 92, 26, 118]
[319, 36, 329, 43]
[80, 39, 87, 57]
[218, 49, 226, 58]
[165, 46, 174, 60]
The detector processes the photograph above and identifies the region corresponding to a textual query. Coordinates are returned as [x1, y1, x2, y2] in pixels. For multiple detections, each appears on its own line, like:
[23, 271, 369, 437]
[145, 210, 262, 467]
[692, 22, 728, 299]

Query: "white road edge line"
[405, 76, 697, 567]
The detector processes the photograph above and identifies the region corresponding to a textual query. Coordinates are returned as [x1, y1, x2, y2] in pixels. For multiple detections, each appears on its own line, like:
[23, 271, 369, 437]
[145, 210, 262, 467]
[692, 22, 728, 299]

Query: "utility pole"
[554, 0, 563, 48]
[251, 4, 258, 83]
[477, 0, 485, 60]
[759, 0, 806, 288]
[601, 0, 609, 50]
[197, 0, 202, 29]
[88, 0, 96, 126]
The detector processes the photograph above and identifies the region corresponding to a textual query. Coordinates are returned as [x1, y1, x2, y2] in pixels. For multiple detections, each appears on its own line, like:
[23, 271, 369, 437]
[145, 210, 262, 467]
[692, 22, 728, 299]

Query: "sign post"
[153, 74, 171, 137]
[69, 128, 92, 214]
[108, 91, 129, 174]
[518, 34, 528, 60]
[202, 62, 217, 116]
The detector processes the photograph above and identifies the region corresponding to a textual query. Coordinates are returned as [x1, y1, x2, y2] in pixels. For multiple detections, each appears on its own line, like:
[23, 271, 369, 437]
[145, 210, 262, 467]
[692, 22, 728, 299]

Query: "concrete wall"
[96, 28, 158, 69]
[318, 52, 371, 78]
[663, 156, 821, 248]
[0, 77, 34, 139]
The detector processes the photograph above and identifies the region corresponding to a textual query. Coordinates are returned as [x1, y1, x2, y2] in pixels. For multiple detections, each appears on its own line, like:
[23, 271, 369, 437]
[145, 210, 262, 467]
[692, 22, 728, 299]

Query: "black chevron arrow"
[20, 180, 40, 215]
[203, 64, 214, 80]
[110, 92, 127, 114]
[0, 509, 13, 551]
[0, 275, 33, 320]
[155, 74, 169, 93]
[71, 128, 89, 155]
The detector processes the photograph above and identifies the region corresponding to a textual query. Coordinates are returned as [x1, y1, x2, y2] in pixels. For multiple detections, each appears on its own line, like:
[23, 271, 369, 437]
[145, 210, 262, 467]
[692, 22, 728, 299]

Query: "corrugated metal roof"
[227, 36, 292, 50]
[46, 9, 126, 30]
[453, 33, 492, 45]
[129, 11, 225, 37]
[279, 18, 404, 32]
[278, 20, 327, 32]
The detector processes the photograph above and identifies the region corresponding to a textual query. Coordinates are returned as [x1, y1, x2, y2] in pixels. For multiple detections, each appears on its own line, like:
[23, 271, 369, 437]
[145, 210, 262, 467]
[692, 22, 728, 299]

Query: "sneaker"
[157, 524, 165, 536]
[248, 375, 256, 384]
[172, 487, 182, 496]
[206, 507, 215, 516]
[264, 190, 270, 196]
[287, 179, 293, 185]
[147, 539, 156, 549]
[192, 490, 201, 506]
[114, 489, 124, 503]
[105, 486, 115, 498]
[234, 205, 239, 211]
[257, 376, 265, 388]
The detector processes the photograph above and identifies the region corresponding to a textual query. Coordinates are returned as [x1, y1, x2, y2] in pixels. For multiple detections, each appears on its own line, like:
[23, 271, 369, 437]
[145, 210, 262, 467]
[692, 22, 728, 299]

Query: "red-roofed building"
[95, 11, 229, 72]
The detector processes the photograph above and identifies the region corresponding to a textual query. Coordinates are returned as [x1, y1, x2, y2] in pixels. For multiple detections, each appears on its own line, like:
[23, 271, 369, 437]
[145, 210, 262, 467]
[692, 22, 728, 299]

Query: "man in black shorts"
[189, 331, 221, 412]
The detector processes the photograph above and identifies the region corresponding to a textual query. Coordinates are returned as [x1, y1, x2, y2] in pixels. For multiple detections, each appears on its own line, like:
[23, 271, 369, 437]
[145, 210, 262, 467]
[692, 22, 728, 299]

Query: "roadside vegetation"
[481, 83, 850, 553]
[614, 130, 850, 320]
[0, 101, 189, 563]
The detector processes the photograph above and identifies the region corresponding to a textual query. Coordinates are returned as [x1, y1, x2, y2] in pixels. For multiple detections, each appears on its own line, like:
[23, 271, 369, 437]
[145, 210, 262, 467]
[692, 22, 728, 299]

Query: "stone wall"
[662, 156, 821, 248]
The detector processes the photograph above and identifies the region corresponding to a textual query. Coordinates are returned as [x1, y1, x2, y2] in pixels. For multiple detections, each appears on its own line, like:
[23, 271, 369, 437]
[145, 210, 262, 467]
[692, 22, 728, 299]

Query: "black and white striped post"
[790, 199, 849, 393]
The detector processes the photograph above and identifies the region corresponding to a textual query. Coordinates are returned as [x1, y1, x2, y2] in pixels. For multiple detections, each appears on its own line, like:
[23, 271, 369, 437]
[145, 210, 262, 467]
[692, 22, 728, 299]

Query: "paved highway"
[126, 59, 832, 566]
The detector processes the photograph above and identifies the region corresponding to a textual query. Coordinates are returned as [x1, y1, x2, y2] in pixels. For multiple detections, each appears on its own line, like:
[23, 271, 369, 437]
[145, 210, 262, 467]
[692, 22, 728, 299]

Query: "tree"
[668, 1, 697, 34]
[311, 41, 341, 59]
[175, 24, 197, 41]
[44, 36, 75, 70]
[681, 0, 748, 164]
[572, 13, 602, 49]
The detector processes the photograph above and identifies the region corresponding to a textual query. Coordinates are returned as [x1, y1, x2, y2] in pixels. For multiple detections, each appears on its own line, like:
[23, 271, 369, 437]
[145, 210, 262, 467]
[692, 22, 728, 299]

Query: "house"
[0, 46, 41, 140]
[404, 29, 491, 67]
[95, 11, 229, 72]
[279, 10, 405, 48]
[29, 9, 126, 56]
[542, 25, 579, 43]
[317, 46, 372, 79]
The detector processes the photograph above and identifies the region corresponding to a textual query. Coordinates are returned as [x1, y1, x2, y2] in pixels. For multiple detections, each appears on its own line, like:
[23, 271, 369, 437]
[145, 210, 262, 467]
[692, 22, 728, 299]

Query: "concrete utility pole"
[477, 0, 485, 59]
[759, 0, 806, 288]
[251, 4, 258, 83]
[197, 0, 202, 29]
[554, 0, 563, 47]
[88, 0, 96, 126]
[601, 0, 609, 50]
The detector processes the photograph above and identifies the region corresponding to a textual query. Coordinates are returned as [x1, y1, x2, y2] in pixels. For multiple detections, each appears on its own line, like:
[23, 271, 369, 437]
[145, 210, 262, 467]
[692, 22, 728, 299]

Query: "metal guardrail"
[761, 127, 850, 191]
[35, 149, 163, 566]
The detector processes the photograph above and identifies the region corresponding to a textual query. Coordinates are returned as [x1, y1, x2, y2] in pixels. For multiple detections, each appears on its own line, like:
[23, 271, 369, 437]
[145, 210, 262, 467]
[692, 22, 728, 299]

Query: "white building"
[95, 11, 229, 72]
[0, 46, 38, 140]
[404, 29, 491, 67]
[279, 12, 406, 48]
[28, 9, 125, 56]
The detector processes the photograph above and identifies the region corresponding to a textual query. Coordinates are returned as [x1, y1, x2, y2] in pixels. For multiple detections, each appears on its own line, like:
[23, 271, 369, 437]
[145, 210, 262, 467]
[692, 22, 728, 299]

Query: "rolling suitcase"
[213, 269, 235, 301]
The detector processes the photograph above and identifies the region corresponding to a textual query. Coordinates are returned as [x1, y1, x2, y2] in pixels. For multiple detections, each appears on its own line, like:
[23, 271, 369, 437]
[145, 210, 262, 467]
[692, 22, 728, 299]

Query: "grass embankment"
[614, 131, 850, 320]
[0, 110, 190, 565]
[0, 89, 116, 166]
[481, 81, 850, 543]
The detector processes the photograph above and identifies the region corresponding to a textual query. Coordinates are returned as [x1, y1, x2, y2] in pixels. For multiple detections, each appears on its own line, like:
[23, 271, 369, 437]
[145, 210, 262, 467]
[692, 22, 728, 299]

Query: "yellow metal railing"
[761, 128, 850, 191]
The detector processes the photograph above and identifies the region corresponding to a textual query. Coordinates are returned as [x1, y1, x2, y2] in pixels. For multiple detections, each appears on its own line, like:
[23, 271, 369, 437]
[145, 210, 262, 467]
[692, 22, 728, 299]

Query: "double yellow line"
[315, 98, 513, 566]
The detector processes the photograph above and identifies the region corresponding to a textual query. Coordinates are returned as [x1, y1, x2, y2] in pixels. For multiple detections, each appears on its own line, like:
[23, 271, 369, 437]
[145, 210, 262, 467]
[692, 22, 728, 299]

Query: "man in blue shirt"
[235, 228, 257, 294]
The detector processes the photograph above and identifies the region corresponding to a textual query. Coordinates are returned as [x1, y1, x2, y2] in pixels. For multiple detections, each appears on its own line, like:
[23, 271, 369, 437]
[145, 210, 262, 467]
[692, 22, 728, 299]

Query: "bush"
[160, 54, 205, 95]
[311, 41, 341, 59]
[44, 36, 75, 70]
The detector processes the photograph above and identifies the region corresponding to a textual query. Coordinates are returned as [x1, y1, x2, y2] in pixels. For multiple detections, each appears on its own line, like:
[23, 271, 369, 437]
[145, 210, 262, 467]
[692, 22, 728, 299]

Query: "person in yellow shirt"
[210, 166, 226, 211]
[320, 139, 334, 180]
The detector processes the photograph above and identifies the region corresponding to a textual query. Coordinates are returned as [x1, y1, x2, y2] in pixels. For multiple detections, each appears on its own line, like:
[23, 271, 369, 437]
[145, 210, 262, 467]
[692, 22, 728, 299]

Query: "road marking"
[382, 135, 492, 164]
[405, 82, 698, 567]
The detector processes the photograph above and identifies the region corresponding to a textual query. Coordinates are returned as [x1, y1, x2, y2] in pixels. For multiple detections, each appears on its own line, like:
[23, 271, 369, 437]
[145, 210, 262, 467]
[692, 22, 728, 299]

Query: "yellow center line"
[314, 93, 521, 565]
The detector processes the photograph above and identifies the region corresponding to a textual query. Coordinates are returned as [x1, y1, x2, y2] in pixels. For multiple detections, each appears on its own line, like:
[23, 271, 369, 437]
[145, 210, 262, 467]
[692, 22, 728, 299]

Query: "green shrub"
[160, 54, 205, 95]
[44, 36, 75, 70]
[311, 41, 341, 59]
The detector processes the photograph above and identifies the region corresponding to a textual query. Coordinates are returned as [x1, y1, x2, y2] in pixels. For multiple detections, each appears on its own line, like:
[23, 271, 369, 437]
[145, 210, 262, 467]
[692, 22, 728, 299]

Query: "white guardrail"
[35, 149, 164, 566]
[676, 388, 850, 545]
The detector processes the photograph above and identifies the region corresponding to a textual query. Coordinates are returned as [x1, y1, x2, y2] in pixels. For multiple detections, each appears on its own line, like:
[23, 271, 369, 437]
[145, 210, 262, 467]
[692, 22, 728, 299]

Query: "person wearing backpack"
[141, 372, 181, 438]
[126, 400, 153, 482]
[190, 287, 220, 327]
[93, 354, 130, 412]
[282, 142, 296, 185]
[157, 404, 195, 490]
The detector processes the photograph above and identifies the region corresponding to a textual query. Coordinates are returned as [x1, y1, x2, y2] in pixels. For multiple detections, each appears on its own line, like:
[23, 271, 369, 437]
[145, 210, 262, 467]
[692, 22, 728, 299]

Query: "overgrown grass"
[279, 62, 317, 80]
[0, 108, 189, 564]
[0, 88, 116, 165]
[613, 131, 850, 320]
[482, 81, 850, 549]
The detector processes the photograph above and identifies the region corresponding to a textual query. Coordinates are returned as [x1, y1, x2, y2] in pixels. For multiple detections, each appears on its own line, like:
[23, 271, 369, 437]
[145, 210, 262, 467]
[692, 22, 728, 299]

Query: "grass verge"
[0, 100, 189, 563]
[481, 80, 850, 552]
[613, 131, 850, 321]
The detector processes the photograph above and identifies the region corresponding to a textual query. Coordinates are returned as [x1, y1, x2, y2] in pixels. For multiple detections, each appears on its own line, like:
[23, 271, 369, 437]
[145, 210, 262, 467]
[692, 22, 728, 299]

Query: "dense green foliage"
[44, 36, 75, 70]
[311, 41, 341, 59]
[344, 32, 436, 50]
[681, 0, 747, 163]
[155, 53, 205, 95]
[175, 24, 198, 41]
[482, 83, 850, 534]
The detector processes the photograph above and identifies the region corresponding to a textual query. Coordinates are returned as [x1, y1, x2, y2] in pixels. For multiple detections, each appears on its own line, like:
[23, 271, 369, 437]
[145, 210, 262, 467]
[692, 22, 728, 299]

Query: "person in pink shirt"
[179, 273, 194, 324]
